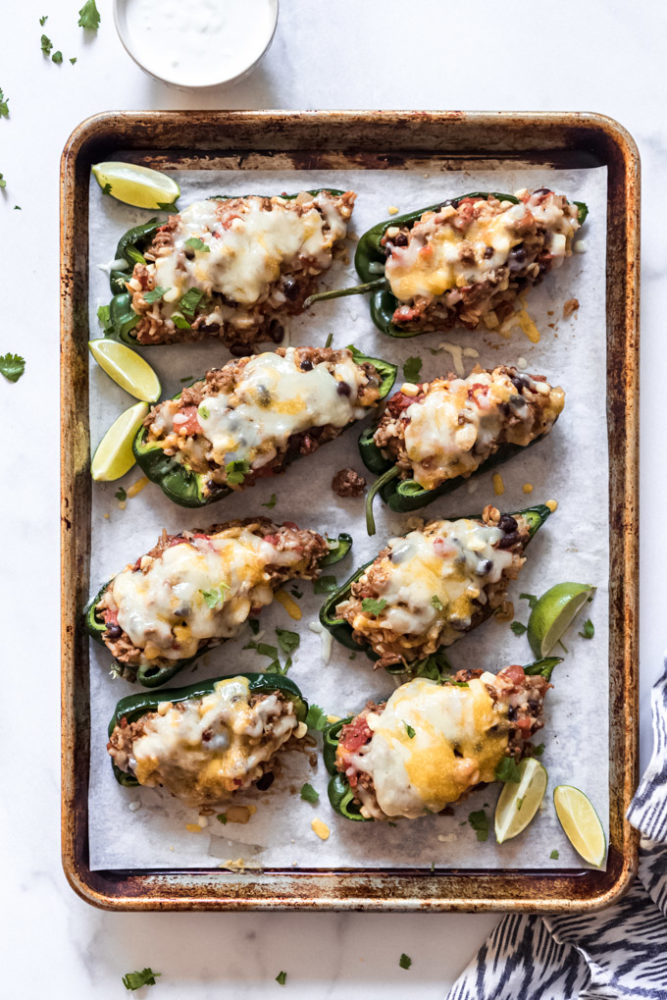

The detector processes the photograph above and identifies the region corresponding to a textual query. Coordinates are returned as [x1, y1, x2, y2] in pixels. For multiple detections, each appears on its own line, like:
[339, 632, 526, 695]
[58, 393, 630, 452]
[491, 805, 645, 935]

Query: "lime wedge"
[527, 582, 595, 657]
[91, 401, 149, 482]
[89, 339, 161, 402]
[92, 161, 180, 210]
[494, 757, 548, 843]
[553, 785, 606, 867]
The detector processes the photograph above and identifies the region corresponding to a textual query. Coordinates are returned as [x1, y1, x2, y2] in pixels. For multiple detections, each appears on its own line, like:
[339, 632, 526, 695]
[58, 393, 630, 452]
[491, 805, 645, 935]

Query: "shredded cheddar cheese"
[311, 818, 330, 840]
[275, 589, 302, 620]
[127, 475, 149, 498]
[492, 473, 505, 496]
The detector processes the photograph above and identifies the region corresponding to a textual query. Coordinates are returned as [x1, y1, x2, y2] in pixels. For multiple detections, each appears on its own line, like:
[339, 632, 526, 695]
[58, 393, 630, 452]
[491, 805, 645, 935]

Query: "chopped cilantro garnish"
[494, 756, 521, 783]
[313, 574, 338, 594]
[102, 182, 112, 196]
[468, 809, 489, 842]
[248, 618, 260, 635]
[70, 57, 77, 64]
[578, 618, 595, 639]
[399, 953, 412, 970]
[78, 0, 101, 30]
[142, 285, 169, 304]
[519, 592, 538, 609]
[510, 621, 527, 636]
[261, 492, 277, 509]
[201, 583, 230, 609]
[179, 375, 194, 383]
[289, 586, 302, 599]
[325, 332, 333, 348]
[404, 723, 416, 739]
[114, 487, 127, 502]
[447, 679, 469, 688]
[52, 50, 63, 64]
[40, 34, 53, 56]
[402, 356, 422, 383]
[39, 15, 48, 25]
[172, 312, 191, 330]
[550, 849, 559, 860]
[431, 594, 444, 611]
[275, 971, 287, 986]
[225, 459, 250, 485]
[361, 597, 387, 615]
[216, 813, 228, 824]
[97, 304, 112, 331]
[184, 236, 210, 253]
[244, 640, 285, 674]
[0, 173, 6, 189]
[532, 743, 545, 758]
[13, 205, 20, 210]
[276, 628, 299, 656]
[300, 782, 319, 804]
[0, 353, 25, 383]
[0, 87, 9, 118]
[199, 405, 210, 420]
[305, 703, 328, 731]
[122, 968, 161, 991]
[178, 287, 205, 318]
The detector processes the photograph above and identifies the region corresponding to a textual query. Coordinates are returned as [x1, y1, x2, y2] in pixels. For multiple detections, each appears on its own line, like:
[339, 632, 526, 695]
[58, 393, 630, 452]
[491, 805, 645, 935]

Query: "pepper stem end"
[365, 465, 400, 536]
[304, 277, 387, 310]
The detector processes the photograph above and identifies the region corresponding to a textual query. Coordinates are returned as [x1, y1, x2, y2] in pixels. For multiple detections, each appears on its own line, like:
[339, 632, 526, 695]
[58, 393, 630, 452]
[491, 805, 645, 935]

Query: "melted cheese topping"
[385, 192, 579, 303]
[131, 677, 298, 807]
[197, 348, 368, 467]
[350, 676, 508, 818]
[108, 527, 302, 662]
[402, 369, 564, 490]
[154, 194, 348, 306]
[351, 520, 514, 641]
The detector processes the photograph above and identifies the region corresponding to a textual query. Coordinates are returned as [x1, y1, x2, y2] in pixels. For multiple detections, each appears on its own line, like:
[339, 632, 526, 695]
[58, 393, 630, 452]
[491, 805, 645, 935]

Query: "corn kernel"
[492, 473, 505, 496]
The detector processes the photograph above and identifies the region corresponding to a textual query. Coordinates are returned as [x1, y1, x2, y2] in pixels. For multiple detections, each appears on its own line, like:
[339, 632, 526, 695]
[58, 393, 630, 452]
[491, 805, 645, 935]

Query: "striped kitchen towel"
[447, 669, 667, 1000]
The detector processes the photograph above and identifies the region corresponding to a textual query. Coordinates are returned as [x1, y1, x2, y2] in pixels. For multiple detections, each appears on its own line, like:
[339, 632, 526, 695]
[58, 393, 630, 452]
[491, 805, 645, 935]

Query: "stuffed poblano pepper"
[107, 673, 308, 809]
[86, 517, 351, 687]
[306, 189, 586, 338]
[361, 365, 564, 525]
[324, 661, 556, 821]
[135, 345, 397, 507]
[106, 189, 355, 354]
[319, 503, 551, 672]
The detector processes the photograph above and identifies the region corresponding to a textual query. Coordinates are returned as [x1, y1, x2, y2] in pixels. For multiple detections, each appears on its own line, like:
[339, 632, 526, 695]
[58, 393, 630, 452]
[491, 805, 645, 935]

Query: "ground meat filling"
[331, 467, 367, 497]
[335, 505, 531, 669]
[380, 189, 580, 334]
[108, 684, 304, 810]
[336, 665, 549, 820]
[95, 518, 329, 681]
[143, 347, 383, 498]
[371, 365, 564, 491]
[125, 191, 355, 352]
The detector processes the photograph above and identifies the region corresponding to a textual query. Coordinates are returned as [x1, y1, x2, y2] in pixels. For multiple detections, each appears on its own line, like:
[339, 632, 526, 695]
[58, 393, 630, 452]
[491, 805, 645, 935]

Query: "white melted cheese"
[354, 520, 514, 639]
[154, 195, 347, 306]
[131, 677, 298, 806]
[109, 527, 301, 661]
[197, 348, 368, 467]
[385, 192, 579, 303]
[350, 676, 507, 818]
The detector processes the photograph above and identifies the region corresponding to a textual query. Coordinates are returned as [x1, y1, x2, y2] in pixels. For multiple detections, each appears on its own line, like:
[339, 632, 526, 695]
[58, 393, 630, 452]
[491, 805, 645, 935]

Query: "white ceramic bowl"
[113, 0, 279, 90]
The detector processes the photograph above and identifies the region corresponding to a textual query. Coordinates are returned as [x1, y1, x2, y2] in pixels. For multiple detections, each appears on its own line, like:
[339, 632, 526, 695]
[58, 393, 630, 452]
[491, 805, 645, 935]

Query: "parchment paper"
[87, 164, 608, 871]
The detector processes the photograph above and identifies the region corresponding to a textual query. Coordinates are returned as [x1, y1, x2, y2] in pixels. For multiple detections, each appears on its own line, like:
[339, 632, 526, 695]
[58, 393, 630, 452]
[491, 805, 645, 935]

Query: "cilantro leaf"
[13, 205, 20, 210]
[399, 953, 412, 970]
[39, 15, 48, 25]
[532, 743, 545, 758]
[276, 628, 299, 656]
[275, 971, 287, 986]
[102, 182, 112, 196]
[361, 597, 387, 615]
[248, 618, 260, 635]
[510, 621, 527, 636]
[97, 304, 112, 332]
[0, 173, 6, 189]
[468, 809, 489, 842]
[216, 813, 228, 824]
[78, 0, 101, 30]
[261, 492, 277, 509]
[201, 583, 230, 609]
[172, 312, 191, 330]
[402, 356, 422, 383]
[142, 285, 169, 304]
[550, 849, 559, 860]
[178, 287, 205, 318]
[404, 723, 416, 739]
[578, 618, 595, 639]
[300, 782, 319, 804]
[519, 592, 538, 609]
[40, 34, 53, 56]
[70, 57, 77, 64]
[115, 487, 127, 502]
[244, 640, 285, 674]
[122, 968, 161, 991]
[431, 594, 444, 611]
[313, 574, 338, 594]
[0, 87, 9, 119]
[494, 756, 521, 783]
[184, 236, 210, 253]
[225, 459, 250, 485]
[199, 404, 210, 420]
[0, 353, 25, 383]
[305, 703, 329, 731]
[52, 50, 63, 64]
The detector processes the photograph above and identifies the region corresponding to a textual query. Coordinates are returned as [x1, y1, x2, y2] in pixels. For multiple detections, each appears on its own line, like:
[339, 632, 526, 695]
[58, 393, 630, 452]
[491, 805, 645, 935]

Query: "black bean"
[392, 232, 408, 247]
[106, 624, 122, 639]
[300, 359, 313, 371]
[282, 275, 300, 301]
[255, 771, 275, 791]
[499, 514, 518, 534]
[507, 705, 517, 721]
[498, 531, 519, 550]
[337, 381, 351, 396]
[484, 246, 494, 258]
[509, 372, 529, 393]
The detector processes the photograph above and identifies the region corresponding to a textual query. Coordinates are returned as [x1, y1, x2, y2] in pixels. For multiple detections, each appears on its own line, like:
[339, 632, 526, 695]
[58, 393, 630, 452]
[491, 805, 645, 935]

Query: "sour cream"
[114, 0, 278, 88]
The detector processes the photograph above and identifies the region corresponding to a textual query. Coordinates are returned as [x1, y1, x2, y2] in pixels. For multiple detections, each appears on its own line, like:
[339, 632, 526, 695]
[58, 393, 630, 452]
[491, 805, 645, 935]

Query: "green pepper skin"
[106, 190, 348, 344]
[85, 530, 353, 688]
[133, 347, 397, 508]
[358, 424, 552, 513]
[318, 504, 552, 664]
[108, 672, 308, 787]
[353, 192, 588, 339]
[322, 656, 560, 821]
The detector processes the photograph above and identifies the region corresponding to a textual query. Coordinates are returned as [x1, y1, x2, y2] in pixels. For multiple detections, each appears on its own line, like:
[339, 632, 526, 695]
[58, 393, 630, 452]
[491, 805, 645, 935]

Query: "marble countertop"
[2, 0, 664, 995]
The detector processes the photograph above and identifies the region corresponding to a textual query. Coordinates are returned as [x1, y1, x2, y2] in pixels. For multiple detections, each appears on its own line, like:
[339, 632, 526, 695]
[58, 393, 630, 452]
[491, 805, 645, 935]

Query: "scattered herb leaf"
[13, 205, 20, 210]
[178, 287, 204, 318]
[248, 618, 260, 635]
[172, 312, 191, 330]
[550, 849, 559, 860]
[404, 723, 416, 739]
[468, 809, 489, 842]
[244, 640, 284, 674]
[0, 88, 8, 118]
[275, 971, 287, 986]
[97, 303, 112, 331]
[51, 50, 63, 64]
[300, 783, 319, 804]
[510, 621, 527, 636]
[179, 375, 194, 383]
[201, 583, 230, 609]
[142, 285, 169, 304]
[361, 597, 387, 615]
[78, 0, 101, 30]
[40, 34, 53, 56]
[114, 487, 127, 502]
[199, 405, 210, 420]
[262, 493, 277, 509]
[324, 333, 333, 348]
[532, 743, 545, 758]
[402, 356, 422, 383]
[216, 813, 228, 824]
[519, 592, 538, 609]
[578, 619, 595, 639]
[446, 679, 469, 688]
[313, 575, 338, 594]
[431, 594, 444, 611]
[122, 968, 161, 991]
[225, 459, 250, 485]
[0, 174, 6, 189]
[0, 353, 26, 383]
[102, 182, 112, 196]
[70, 57, 77, 64]
[184, 236, 210, 253]
[289, 586, 302, 599]
[276, 628, 299, 656]
[494, 756, 521, 783]
[305, 703, 328, 731]
[399, 953, 412, 970]
[39, 15, 48, 25]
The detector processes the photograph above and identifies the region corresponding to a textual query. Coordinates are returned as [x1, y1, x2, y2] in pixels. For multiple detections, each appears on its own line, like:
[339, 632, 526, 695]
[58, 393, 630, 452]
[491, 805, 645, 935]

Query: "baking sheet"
[87, 164, 608, 871]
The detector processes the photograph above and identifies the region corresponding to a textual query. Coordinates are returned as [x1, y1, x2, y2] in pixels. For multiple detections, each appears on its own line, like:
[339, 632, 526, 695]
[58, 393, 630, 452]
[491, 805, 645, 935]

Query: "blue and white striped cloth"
[447, 670, 667, 1000]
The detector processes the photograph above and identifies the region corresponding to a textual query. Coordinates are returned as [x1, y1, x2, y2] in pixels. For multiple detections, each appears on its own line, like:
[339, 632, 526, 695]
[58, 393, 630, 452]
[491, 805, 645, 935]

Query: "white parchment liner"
[86, 164, 608, 871]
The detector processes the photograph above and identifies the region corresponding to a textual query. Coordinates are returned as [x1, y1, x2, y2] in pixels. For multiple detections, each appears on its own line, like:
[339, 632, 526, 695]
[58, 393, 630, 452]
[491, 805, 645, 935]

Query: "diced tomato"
[173, 405, 201, 436]
[340, 716, 373, 754]
[102, 607, 119, 627]
[387, 391, 422, 415]
[501, 663, 526, 686]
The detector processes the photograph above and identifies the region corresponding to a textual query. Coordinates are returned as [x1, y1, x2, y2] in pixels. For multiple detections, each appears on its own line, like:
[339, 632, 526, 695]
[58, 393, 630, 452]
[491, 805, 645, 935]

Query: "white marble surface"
[1, 0, 664, 995]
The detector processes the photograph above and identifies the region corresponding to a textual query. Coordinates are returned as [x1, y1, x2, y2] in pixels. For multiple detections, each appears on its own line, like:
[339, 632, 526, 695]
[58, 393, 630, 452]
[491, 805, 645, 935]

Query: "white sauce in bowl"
[114, 0, 278, 88]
